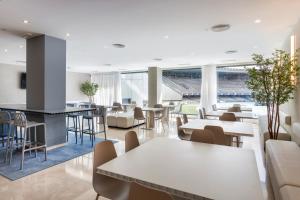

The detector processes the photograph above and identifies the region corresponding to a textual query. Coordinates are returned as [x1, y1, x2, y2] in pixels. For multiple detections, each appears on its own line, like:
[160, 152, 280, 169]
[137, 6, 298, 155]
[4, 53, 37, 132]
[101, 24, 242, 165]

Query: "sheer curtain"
[200, 65, 217, 110]
[91, 72, 122, 105]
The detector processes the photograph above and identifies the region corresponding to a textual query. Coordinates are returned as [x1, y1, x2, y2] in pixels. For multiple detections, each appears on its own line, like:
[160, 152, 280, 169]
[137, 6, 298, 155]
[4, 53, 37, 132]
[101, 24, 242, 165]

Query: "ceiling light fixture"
[211, 24, 231, 32]
[19, 45, 24, 48]
[225, 50, 238, 54]
[254, 19, 261, 24]
[4, 49, 8, 53]
[112, 43, 126, 48]
[23, 20, 29, 24]
[153, 58, 163, 61]
[66, 33, 70, 37]
[164, 35, 169, 39]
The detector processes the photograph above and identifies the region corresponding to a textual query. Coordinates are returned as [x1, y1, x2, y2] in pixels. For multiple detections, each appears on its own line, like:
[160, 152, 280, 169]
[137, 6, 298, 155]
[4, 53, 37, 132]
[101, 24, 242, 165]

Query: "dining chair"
[227, 106, 241, 112]
[176, 117, 190, 141]
[199, 108, 204, 119]
[219, 112, 237, 121]
[204, 125, 232, 146]
[112, 102, 124, 113]
[190, 130, 214, 144]
[128, 182, 173, 200]
[125, 131, 140, 152]
[93, 141, 130, 200]
[182, 114, 188, 124]
[212, 104, 217, 111]
[133, 107, 146, 133]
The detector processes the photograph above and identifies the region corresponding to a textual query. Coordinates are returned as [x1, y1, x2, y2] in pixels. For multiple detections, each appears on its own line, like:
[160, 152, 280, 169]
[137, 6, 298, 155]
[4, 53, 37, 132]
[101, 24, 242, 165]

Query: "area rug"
[0, 134, 118, 181]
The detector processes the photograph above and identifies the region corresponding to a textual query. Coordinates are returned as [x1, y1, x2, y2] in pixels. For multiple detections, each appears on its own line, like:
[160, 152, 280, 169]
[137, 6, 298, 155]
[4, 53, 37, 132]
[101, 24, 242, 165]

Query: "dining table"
[97, 137, 264, 200]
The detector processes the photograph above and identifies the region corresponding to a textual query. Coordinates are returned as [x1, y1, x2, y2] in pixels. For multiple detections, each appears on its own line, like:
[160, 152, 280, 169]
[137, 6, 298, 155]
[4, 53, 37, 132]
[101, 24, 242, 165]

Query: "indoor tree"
[80, 81, 99, 103]
[246, 50, 299, 139]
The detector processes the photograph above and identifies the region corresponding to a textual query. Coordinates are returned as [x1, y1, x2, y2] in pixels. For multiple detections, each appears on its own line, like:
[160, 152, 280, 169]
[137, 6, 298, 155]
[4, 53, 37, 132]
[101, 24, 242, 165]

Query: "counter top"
[0, 104, 95, 115]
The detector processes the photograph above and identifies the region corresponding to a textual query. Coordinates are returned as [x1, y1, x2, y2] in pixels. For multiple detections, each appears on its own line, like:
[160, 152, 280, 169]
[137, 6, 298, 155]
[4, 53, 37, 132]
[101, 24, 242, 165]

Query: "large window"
[121, 72, 148, 106]
[217, 66, 253, 104]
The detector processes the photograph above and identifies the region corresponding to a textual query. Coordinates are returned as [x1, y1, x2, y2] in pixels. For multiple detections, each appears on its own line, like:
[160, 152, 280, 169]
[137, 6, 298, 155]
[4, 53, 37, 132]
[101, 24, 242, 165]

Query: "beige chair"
[190, 130, 214, 144]
[112, 102, 124, 113]
[219, 112, 237, 121]
[125, 131, 140, 152]
[227, 106, 241, 112]
[93, 141, 130, 200]
[128, 182, 173, 200]
[182, 114, 188, 124]
[176, 117, 191, 140]
[133, 107, 146, 133]
[204, 125, 232, 146]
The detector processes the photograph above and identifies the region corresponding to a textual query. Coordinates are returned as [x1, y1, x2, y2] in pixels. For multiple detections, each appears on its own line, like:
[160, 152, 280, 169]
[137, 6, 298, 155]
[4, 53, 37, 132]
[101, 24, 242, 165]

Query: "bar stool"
[81, 104, 98, 147]
[0, 111, 12, 163]
[66, 103, 81, 144]
[8, 112, 47, 170]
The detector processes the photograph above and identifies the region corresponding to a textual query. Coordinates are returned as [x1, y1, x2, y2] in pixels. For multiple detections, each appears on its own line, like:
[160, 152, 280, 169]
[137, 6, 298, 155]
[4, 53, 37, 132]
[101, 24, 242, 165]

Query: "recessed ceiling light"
[164, 35, 169, 39]
[254, 19, 261, 24]
[4, 49, 8, 53]
[112, 43, 126, 48]
[19, 45, 24, 48]
[211, 24, 231, 32]
[23, 20, 29, 24]
[225, 50, 238, 54]
[104, 64, 111, 66]
[66, 33, 70, 37]
[153, 58, 163, 61]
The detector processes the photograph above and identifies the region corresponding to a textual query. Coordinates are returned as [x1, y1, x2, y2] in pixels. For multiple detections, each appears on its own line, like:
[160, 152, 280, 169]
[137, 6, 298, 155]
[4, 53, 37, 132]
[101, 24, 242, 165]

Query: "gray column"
[148, 67, 162, 107]
[26, 35, 66, 110]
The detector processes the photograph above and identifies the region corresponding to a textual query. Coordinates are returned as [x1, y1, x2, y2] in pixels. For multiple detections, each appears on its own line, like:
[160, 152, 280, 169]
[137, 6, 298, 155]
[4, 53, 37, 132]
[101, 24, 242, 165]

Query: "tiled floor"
[0, 118, 270, 200]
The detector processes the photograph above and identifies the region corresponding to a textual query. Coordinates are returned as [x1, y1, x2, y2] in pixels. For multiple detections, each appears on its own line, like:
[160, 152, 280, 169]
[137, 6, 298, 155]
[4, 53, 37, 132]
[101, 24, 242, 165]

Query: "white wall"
[0, 63, 90, 104]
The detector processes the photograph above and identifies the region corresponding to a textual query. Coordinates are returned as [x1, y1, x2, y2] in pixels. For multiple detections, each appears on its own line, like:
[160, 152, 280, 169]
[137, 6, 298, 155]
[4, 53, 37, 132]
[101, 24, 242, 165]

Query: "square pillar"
[148, 67, 162, 107]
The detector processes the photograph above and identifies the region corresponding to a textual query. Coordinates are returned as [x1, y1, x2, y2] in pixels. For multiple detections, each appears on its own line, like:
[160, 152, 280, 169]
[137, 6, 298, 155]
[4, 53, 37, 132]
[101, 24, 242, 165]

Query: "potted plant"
[246, 50, 299, 139]
[80, 81, 99, 103]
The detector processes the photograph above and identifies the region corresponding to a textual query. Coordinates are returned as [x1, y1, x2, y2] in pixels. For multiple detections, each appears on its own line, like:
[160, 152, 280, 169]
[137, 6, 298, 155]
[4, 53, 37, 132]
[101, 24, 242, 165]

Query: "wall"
[0, 63, 90, 104]
[280, 19, 300, 122]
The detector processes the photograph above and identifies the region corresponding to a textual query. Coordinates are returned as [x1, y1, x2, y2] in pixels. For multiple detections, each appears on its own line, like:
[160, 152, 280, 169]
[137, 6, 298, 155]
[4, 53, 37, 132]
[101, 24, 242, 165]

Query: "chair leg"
[66, 116, 69, 142]
[103, 116, 107, 140]
[91, 119, 95, 147]
[20, 128, 27, 170]
[5, 124, 11, 163]
[44, 124, 47, 161]
[75, 117, 78, 144]
[81, 118, 84, 145]
[95, 194, 100, 200]
[34, 127, 37, 158]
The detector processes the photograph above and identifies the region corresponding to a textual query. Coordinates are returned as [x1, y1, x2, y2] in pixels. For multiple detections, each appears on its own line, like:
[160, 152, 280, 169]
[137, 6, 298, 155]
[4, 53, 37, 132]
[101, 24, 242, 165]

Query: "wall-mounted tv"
[20, 72, 26, 89]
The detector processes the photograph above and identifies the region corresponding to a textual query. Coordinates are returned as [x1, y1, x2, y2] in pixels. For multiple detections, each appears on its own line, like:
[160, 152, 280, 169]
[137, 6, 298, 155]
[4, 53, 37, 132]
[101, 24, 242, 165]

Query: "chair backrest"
[190, 130, 214, 144]
[204, 125, 232, 146]
[93, 141, 118, 193]
[131, 101, 136, 105]
[14, 112, 27, 128]
[212, 104, 217, 111]
[134, 107, 144, 120]
[112, 102, 123, 112]
[182, 114, 188, 124]
[219, 112, 237, 121]
[128, 182, 173, 200]
[125, 131, 140, 152]
[199, 108, 204, 119]
[227, 106, 241, 112]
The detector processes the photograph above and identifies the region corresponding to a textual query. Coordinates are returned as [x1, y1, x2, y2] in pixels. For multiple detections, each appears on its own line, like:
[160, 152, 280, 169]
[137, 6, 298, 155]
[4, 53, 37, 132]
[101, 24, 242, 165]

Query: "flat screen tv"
[20, 72, 26, 89]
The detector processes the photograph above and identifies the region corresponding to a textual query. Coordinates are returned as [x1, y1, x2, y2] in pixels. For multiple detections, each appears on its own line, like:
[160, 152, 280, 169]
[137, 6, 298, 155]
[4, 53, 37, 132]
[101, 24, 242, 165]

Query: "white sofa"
[106, 112, 144, 128]
[266, 140, 300, 200]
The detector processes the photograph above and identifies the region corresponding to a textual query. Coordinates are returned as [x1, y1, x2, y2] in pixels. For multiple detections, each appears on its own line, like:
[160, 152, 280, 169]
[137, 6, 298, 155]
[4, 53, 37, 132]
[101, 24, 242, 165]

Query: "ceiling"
[0, 0, 299, 73]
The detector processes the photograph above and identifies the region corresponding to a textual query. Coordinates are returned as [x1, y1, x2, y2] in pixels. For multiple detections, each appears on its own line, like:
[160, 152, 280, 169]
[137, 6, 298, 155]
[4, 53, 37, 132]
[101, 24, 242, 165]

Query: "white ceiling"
[0, 0, 299, 73]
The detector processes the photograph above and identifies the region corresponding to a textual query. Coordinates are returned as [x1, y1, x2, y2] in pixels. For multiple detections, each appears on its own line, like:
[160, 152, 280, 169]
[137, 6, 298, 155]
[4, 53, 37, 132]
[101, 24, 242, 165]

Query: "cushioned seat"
[266, 140, 300, 200]
[107, 112, 143, 128]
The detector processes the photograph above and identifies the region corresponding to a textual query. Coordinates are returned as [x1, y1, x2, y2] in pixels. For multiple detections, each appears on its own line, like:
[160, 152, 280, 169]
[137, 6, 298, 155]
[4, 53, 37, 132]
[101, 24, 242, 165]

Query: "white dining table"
[205, 111, 258, 120]
[180, 119, 255, 137]
[97, 138, 264, 200]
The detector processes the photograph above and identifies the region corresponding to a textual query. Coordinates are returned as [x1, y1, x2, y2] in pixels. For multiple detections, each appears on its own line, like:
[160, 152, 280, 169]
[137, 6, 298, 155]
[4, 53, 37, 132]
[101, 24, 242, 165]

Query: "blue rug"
[0, 134, 118, 181]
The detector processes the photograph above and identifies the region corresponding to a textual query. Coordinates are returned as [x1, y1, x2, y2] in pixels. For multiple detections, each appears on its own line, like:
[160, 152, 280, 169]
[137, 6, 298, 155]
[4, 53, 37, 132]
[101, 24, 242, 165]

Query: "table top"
[180, 119, 254, 137]
[217, 106, 253, 112]
[205, 111, 258, 119]
[0, 104, 95, 115]
[97, 138, 263, 200]
[142, 107, 164, 111]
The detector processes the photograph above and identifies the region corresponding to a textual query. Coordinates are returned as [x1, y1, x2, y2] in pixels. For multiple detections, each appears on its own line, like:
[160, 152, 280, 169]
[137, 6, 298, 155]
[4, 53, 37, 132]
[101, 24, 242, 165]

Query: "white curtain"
[200, 65, 217, 110]
[91, 72, 122, 105]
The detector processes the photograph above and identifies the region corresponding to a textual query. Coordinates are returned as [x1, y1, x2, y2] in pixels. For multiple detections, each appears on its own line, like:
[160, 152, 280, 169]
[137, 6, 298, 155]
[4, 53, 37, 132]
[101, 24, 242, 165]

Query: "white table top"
[142, 107, 164, 111]
[205, 111, 258, 119]
[217, 106, 253, 112]
[180, 119, 255, 137]
[97, 138, 263, 200]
